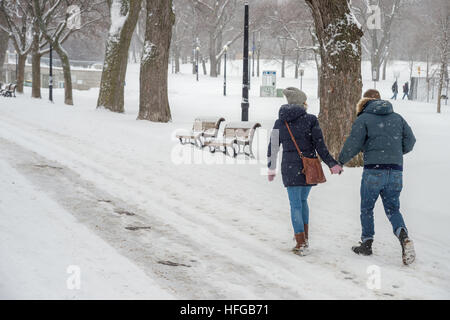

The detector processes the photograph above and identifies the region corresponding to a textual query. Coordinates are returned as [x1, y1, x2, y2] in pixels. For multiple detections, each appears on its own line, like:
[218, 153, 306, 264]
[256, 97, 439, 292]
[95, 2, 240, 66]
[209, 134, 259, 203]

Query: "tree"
[191, 0, 241, 77]
[435, 1, 449, 114]
[266, 0, 311, 78]
[0, 1, 33, 92]
[97, 0, 142, 113]
[33, 0, 103, 105]
[305, 0, 364, 167]
[30, 12, 46, 99]
[352, 0, 402, 81]
[138, 0, 175, 122]
[0, 11, 8, 82]
[171, 0, 194, 73]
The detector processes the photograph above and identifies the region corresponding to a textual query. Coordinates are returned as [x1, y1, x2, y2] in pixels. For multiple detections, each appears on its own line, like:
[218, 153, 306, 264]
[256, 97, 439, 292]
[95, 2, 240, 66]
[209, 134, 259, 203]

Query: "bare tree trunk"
[97, 0, 142, 113]
[437, 61, 447, 113]
[306, 0, 364, 167]
[294, 51, 300, 79]
[16, 54, 26, 93]
[202, 57, 207, 75]
[281, 53, 286, 78]
[382, 53, 389, 80]
[175, 48, 180, 73]
[31, 32, 41, 99]
[0, 27, 8, 82]
[209, 34, 218, 77]
[54, 45, 73, 105]
[138, 0, 174, 122]
[313, 51, 321, 98]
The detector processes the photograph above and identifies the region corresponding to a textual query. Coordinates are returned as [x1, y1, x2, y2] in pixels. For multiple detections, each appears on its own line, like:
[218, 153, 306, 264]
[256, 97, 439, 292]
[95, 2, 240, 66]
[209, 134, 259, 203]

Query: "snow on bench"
[176, 117, 225, 148]
[204, 121, 261, 158]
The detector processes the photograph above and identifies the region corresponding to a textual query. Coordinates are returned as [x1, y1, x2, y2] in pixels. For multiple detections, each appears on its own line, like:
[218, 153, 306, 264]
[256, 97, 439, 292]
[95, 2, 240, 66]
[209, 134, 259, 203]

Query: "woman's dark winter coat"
[267, 104, 338, 187]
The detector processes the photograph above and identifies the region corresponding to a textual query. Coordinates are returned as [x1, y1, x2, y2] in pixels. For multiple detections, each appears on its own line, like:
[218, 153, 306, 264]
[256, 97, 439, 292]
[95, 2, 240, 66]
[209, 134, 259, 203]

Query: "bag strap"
[284, 121, 303, 159]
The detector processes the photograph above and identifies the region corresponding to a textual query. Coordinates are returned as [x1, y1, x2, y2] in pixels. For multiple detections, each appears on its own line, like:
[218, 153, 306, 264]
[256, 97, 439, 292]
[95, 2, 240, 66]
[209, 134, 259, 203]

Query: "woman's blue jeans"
[287, 186, 312, 234]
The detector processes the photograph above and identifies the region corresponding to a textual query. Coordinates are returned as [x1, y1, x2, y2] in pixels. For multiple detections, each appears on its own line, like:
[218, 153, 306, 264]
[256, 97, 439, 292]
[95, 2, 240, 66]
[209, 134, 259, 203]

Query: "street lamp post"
[49, 44, 53, 102]
[241, 1, 249, 121]
[223, 45, 228, 96]
[249, 51, 252, 91]
[252, 31, 255, 77]
[196, 47, 200, 82]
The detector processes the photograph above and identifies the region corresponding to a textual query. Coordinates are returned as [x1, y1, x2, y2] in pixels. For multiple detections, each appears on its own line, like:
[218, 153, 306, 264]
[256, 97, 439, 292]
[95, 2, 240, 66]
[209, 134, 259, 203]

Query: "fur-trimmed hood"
[356, 98, 376, 115]
[356, 98, 393, 116]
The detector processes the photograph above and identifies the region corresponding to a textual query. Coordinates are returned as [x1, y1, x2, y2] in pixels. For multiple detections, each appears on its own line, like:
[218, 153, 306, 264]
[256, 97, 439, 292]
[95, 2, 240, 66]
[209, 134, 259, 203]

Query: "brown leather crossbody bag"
[285, 121, 326, 185]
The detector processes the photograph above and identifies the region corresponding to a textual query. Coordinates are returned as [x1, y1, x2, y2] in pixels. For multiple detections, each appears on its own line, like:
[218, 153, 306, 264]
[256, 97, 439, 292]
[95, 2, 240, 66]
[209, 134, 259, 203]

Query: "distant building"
[2, 52, 102, 90]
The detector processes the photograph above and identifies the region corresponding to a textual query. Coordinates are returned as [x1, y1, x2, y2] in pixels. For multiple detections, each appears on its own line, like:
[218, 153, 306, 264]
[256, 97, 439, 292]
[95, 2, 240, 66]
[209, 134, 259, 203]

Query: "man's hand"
[330, 164, 344, 175]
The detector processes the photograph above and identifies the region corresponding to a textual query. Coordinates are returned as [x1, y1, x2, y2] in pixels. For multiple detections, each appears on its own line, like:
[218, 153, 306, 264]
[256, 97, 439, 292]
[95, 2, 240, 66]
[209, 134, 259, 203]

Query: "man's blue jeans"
[287, 186, 312, 234]
[360, 169, 408, 241]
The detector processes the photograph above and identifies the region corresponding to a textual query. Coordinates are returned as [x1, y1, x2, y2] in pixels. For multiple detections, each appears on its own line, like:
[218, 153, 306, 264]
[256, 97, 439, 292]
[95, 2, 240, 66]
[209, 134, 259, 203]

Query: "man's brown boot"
[293, 232, 307, 256]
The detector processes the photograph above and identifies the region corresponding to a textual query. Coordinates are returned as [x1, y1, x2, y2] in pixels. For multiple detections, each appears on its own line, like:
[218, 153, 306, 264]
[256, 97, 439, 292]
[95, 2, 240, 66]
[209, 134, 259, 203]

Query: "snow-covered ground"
[0, 61, 449, 299]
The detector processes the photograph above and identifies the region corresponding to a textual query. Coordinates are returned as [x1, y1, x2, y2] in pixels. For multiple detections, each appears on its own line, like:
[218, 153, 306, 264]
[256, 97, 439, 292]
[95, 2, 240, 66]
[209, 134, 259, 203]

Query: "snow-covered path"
[0, 62, 449, 299]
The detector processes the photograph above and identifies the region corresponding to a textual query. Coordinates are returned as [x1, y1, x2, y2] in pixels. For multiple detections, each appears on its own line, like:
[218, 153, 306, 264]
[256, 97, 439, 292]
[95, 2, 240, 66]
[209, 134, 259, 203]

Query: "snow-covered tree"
[435, 1, 449, 114]
[138, 0, 175, 122]
[32, 0, 104, 105]
[305, 0, 364, 167]
[0, 9, 8, 82]
[97, 0, 142, 113]
[0, 1, 34, 93]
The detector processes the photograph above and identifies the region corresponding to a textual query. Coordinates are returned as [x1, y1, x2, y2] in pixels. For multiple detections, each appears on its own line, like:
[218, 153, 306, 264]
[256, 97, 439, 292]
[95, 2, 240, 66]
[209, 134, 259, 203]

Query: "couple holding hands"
[267, 87, 416, 265]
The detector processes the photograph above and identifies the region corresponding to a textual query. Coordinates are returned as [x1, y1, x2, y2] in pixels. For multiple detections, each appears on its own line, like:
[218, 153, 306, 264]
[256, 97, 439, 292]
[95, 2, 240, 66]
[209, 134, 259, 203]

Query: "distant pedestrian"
[402, 81, 409, 100]
[391, 80, 398, 100]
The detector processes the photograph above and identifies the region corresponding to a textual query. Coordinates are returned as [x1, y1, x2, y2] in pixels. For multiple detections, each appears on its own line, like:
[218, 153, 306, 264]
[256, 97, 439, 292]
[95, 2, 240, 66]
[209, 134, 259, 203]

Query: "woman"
[267, 87, 343, 256]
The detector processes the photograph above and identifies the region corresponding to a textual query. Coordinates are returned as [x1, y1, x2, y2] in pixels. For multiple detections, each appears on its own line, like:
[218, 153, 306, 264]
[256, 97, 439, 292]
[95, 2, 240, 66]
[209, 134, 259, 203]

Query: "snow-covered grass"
[0, 60, 449, 299]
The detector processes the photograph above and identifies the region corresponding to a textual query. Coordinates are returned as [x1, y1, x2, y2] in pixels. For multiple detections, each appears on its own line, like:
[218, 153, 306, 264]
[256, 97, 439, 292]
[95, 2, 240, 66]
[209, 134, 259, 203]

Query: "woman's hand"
[268, 169, 276, 182]
[330, 164, 344, 175]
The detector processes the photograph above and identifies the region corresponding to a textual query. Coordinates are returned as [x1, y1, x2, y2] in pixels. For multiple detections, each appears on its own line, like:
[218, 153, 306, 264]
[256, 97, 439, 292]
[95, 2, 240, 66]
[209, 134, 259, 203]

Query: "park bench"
[1, 83, 17, 97]
[176, 117, 225, 148]
[204, 121, 261, 158]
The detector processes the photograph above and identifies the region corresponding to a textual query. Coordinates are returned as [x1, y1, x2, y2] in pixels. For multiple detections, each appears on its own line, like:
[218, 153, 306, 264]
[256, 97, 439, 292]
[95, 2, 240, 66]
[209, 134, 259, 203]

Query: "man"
[391, 80, 398, 100]
[402, 81, 409, 100]
[338, 89, 416, 265]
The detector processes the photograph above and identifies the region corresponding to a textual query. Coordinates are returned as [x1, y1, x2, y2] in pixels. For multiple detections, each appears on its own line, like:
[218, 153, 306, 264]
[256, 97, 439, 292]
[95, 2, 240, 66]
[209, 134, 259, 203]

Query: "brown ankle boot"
[293, 232, 307, 255]
[304, 224, 309, 248]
